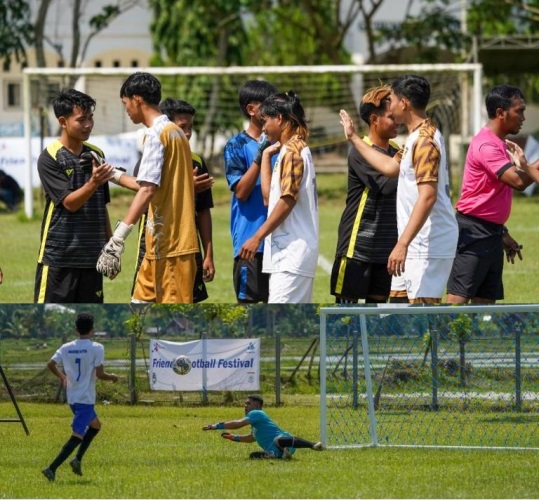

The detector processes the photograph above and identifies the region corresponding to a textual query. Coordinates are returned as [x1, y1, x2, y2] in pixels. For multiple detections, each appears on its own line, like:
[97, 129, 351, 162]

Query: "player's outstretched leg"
[276, 436, 324, 451]
[70, 427, 100, 476]
[42, 435, 83, 481]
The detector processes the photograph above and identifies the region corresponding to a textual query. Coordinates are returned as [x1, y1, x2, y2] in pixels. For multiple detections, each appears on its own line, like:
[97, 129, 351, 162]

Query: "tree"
[33, 0, 142, 69]
[0, 0, 34, 68]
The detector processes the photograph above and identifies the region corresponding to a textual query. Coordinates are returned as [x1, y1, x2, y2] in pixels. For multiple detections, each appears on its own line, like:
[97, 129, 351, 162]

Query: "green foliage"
[448, 314, 473, 343]
[0, 0, 34, 65]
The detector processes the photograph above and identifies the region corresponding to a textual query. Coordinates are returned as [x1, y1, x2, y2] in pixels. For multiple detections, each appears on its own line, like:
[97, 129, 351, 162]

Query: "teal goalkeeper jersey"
[246, 409, 294, 453]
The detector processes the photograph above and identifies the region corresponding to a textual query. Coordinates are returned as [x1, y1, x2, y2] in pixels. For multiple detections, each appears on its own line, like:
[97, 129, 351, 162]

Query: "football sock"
[76, 427, 100, 461]
[49, 436, 83, 471]
[276, 436, 314, 449]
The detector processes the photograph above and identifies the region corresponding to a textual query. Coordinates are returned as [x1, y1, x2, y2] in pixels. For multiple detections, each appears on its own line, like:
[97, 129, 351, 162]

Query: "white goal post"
[22, 63, 483, 218]
[319, 303, 539, 451]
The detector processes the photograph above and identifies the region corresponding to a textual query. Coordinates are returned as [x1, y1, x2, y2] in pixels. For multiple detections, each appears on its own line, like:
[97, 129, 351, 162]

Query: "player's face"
[261, 114, 281, 143]
[173, 113, 194, 141]
[248, 102, 265, 129]
[501, 97, 526, 135]
[376, 108, 399, 140]
[244, 398, 259, 414]
[60, 106, 94, 142]
[121, 96, 143, 125]
[389, 92, 406, 121]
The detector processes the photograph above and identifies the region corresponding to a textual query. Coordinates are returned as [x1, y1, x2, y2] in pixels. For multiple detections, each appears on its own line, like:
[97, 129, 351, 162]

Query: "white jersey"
[262, 136, 319, 277]
[51, 338, 105, 405]
[396, 119, 457, 258]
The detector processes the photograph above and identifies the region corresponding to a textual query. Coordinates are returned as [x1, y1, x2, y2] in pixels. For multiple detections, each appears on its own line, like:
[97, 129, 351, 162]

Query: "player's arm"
[238, 196, 296, 261]
[122, 182, 156, 226]
[202, 417, 250, 431]
[260, 142, 281, 205]
[95, 365, 118, 382]
[114, 172, 140, 192]
[340, 109, 400, 177]
[504, 140, 539, 188]
[62, 163, 114, 212]
[388, 181, 437, 276]
[197, 208, 215, 282]
[46, 359, 67, 387]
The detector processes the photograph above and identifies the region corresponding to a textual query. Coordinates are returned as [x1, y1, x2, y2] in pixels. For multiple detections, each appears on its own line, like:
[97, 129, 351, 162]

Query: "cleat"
[312, 442, 325, 451]
[42, 468, 55, 482]
[70, 458, 83, 476]
[281, 447, 292, 460]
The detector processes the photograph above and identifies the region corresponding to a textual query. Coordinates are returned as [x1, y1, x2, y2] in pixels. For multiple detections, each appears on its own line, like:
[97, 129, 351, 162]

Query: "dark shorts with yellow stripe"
[34, 264, 104, 303]
[330, 256, 391, 301]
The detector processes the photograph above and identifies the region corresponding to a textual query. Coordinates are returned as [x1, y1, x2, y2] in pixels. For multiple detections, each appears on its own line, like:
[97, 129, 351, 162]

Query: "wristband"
[111, 167, 126, 183]
[215, 422, 225, 430]
[113, 221, 133, 241]
[234, 435, 240, 442]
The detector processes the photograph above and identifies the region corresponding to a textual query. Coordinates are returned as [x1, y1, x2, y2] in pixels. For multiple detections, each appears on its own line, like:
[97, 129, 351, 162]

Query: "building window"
[95, 60, 102, 67]
[131, 60, 138, 67]
[113, 60, 120, 68]
[5, 81, 22, 109]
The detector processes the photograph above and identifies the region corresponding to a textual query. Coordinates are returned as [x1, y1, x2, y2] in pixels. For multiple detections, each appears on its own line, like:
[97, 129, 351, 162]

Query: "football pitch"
[1, 173, 539, 304]
[1, 402, 538, 498]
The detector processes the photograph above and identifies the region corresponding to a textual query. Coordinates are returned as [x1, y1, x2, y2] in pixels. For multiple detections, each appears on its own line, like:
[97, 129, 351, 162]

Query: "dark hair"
[260, 90, 309, 139]
[239, 80, 277, 118]
[359, 84, 392, 126]
[120, 72, 161, 106]
[53, 89, 96, 119]
[485, 85, 525, 119]
[247, 394, 264, 407]
[159, 98, 196, 121]
[391, 74, 430, 110]
[75, 313, 94, 335]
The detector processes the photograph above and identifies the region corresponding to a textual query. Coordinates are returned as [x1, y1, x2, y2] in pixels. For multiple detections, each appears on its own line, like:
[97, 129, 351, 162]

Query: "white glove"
[96, 221, 133, 280]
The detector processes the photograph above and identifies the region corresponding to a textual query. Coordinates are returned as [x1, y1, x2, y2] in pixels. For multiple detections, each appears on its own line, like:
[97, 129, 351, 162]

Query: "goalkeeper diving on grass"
[203, 394, 324, 459]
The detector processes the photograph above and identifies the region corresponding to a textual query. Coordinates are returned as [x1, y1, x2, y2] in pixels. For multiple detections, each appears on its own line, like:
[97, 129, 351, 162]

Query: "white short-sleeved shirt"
[51, 338, 105, 405]
[262, 136, 319, 277]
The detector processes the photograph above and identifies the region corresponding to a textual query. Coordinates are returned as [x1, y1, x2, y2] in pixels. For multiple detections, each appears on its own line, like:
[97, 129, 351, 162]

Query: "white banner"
[0, 134, 141, 188]
[149, 338, 260, 392]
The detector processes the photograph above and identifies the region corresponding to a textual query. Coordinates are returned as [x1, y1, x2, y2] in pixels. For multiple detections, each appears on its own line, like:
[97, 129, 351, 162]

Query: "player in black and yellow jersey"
[35, 89, 114, 303]
[330, 85, 400, 303]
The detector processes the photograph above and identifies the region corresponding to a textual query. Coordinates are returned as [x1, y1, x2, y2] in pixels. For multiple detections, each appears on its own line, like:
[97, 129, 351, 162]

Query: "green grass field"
[1, 173, 539, 303]
[1, 402, 538, 498]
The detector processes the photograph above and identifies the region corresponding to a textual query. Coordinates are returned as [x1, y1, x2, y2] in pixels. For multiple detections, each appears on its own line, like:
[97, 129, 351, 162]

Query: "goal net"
[320, 304, 539, 450]
[22, 63, 482, 217]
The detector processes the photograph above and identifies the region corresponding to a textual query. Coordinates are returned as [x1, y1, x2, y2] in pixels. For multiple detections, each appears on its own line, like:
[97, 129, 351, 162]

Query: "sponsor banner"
[149, 338, 260, 391]
[0, 134, 140, 188]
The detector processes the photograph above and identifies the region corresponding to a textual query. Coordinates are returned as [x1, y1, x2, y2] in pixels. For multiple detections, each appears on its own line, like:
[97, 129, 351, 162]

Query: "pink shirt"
[456, 126, 513, 225]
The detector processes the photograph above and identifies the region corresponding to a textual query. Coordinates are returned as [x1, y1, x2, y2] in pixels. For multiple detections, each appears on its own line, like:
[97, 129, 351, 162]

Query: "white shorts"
[269, 272, 314, 303]
[391, 258, 453, 300]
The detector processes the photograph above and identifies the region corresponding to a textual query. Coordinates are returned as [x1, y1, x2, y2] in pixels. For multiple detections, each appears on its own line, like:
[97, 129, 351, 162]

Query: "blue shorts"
[70, 403, 97, 436]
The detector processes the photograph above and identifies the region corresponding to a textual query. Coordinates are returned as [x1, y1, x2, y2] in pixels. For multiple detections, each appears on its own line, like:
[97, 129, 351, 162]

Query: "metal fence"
[0, 334, 320, 407]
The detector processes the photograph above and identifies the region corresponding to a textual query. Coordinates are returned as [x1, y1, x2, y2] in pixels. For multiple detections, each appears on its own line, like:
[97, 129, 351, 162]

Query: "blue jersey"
[224, 132, 272, 257]
[246, 409, 294, 456]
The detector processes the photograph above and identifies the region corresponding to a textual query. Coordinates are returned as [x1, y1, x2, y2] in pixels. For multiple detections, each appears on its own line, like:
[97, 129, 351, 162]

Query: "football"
[172, 355, 192, 375]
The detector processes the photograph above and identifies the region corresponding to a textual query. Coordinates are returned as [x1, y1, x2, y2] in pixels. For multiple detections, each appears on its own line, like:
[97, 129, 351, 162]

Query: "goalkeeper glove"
[96, 221, 133, 280]
[253, 132, 270, 166]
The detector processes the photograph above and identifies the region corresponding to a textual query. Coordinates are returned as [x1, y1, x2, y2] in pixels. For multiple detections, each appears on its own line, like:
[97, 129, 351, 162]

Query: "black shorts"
[446, 212, 504, 301]
[34, 264, 104, 303]
[193, 251, 208, 303]
[233, 253, 269, 303]
[330, 256, 392, 301]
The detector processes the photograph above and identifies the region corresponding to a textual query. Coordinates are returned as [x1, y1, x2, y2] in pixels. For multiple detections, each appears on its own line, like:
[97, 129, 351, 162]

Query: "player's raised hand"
[339, 109, 356, 139]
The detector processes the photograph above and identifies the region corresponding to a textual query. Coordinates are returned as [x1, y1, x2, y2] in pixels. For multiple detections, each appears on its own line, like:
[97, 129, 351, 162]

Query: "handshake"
[79, 151, 126, 183]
